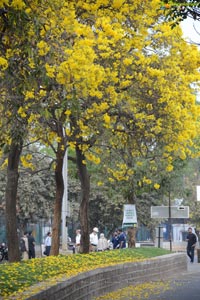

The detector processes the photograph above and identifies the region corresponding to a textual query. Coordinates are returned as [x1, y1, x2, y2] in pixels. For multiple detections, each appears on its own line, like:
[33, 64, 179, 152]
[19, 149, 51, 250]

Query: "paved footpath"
[149, 257, 200, 300]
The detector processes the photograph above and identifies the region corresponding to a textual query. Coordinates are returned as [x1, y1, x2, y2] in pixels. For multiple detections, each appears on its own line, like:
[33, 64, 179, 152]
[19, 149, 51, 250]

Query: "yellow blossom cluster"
[96, 280, 172, 300]
[20, 154, 34, 170]
[0, 0, 200, 207]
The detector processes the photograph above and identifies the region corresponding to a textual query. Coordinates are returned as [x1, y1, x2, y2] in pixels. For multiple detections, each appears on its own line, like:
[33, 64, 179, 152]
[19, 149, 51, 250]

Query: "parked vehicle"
[0, 243, 8, 262]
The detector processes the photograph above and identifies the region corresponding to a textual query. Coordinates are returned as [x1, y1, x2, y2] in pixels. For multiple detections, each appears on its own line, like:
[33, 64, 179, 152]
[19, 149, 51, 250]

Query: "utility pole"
[168, 188, 172, 251]
[61, 150, 69, 250]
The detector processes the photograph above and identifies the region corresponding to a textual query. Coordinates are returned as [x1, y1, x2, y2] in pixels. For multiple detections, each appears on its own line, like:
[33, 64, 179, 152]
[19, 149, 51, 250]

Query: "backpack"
[20, 238, 26, 252]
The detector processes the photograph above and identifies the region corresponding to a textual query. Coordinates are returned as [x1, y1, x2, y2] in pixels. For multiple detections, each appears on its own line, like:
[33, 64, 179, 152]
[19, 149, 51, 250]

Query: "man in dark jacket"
[117, 228, 126, 249]
[186, 227, 197, 263]
[28, 231, 36, 259]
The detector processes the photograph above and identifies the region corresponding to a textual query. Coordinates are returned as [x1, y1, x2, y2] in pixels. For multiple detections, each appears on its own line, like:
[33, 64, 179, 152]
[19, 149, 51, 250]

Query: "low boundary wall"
[24, 253, 186, 300]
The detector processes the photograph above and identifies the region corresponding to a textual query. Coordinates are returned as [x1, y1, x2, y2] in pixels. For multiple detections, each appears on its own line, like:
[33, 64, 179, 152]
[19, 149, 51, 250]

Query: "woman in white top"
[97, 233, 109, 251]
[21, 232, 29, 260]
[75, 229, 81, 253]
[44, 232, 52, 256]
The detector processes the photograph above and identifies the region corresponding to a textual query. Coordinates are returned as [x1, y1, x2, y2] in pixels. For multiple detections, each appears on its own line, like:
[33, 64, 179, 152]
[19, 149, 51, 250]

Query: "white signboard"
[123, 204, 137, 224]
[151, 206, 189, 219]
[197, 186, 200, 201]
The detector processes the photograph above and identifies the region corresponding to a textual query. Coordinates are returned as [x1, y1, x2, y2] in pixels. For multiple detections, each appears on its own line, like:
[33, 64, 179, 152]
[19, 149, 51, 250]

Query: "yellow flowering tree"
[31, 0, 200, 253]
[0, 0, 41, 261]
[1, 0, 200, 257]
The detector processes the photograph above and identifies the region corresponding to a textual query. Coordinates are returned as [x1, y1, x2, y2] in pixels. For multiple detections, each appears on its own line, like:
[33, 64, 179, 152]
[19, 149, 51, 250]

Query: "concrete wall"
[24, 253, 186, 300]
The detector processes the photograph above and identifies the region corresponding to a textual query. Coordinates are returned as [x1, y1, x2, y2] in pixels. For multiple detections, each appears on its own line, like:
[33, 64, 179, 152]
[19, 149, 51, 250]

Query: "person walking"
[44, 232, 52, 256]
[186, 227, 197, 263]
[75, 229, 81, 253]
[20, 232, 29, 260]
[97, 233, 109, 251]
[89, 227, 99, 252]
[28, 231, 36, 259]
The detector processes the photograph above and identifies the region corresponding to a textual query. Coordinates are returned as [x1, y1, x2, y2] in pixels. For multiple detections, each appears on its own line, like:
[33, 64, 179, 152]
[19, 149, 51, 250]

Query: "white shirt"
[45, 236, 51, 247]
[90, 232, 98, 246]
[22, 236, 29, 252]
[76, 233, 81, 245]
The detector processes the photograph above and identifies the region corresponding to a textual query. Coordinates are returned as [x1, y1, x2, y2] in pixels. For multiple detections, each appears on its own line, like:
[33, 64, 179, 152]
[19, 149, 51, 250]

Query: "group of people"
[20, 231, 36, 260]
[111, 228, 126, 249]
[21, 227, 125, 258]
[20, 226, 197, 262]
[74, 227, 127, 253]
[20, 231, 52, 260]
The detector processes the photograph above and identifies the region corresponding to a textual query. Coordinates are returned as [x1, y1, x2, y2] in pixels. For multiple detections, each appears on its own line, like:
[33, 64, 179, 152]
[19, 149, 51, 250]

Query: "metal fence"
[0, 215, 52, 245]
[0, 215, 6, 243]
[0, 215, 155, 246]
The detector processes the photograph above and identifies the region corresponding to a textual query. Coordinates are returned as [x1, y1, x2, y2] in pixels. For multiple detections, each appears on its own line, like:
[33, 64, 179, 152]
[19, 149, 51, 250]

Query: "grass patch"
[131, 247, 170, 257]
[0, 247, 170, 298]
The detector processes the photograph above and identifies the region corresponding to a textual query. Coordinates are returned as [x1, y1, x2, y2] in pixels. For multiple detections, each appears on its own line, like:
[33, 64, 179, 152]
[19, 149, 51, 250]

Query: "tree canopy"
[161, 0, 200, 25]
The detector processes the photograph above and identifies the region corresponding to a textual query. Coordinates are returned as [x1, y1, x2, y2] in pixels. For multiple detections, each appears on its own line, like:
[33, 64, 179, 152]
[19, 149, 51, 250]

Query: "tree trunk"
[51, 149, 64, 256]
[76, 147, 90, 253]
[5, 141, 22, 262]
[127, 227, 137, 248]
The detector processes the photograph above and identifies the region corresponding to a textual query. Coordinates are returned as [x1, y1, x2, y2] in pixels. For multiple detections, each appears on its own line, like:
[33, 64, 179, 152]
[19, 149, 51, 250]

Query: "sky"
[180, 18, 200, 102]
[181, 18, 200, 45]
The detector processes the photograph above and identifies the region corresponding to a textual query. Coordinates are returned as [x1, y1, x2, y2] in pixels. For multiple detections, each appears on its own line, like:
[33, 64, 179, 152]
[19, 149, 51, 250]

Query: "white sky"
[181, 18, 200, 102]
[181, 18, 200, 45]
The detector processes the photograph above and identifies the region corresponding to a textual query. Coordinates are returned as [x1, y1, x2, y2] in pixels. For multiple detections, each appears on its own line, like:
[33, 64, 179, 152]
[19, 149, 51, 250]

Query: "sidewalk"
[163, 241, 187, 252]
[35, 244, 73, 258]
[114, 256, 200, 300]
[186, 256, 200, 274]
[147, 261, 200, 300]
[155, 258, 200, 300]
